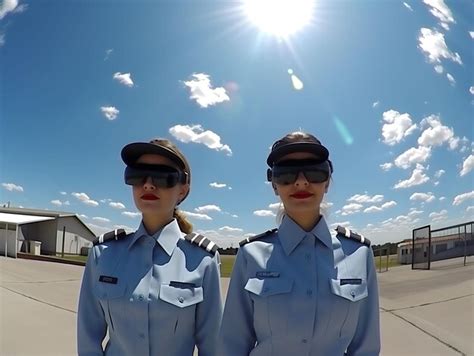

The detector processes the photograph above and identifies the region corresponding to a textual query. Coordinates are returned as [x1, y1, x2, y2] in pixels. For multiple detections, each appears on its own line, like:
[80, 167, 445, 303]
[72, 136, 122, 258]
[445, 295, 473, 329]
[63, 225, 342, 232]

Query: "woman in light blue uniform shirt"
[219, 132, 380, 356]
[78, 138, 222, 356]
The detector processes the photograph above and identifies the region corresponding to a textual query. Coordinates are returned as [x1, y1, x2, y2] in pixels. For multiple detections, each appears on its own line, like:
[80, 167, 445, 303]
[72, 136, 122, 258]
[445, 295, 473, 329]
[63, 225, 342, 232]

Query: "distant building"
[0, 207, 96, 258]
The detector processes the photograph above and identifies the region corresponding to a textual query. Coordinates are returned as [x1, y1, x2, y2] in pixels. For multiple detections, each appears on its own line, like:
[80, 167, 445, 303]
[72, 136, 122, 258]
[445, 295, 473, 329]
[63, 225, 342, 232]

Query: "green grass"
[54, 253, 88, 263]
[220, 255, 236, 277]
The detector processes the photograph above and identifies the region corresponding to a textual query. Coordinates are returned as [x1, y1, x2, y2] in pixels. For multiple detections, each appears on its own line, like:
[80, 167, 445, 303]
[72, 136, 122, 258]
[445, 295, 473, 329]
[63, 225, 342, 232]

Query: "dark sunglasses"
[124, 164, 188, 188]
[267, 159, 332, 185]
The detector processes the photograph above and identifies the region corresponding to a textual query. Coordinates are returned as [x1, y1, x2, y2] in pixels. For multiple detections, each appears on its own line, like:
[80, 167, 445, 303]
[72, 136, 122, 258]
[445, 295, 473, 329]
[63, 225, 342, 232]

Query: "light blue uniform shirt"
[218, 215, 380, 356]
[77, 219, 222, 356]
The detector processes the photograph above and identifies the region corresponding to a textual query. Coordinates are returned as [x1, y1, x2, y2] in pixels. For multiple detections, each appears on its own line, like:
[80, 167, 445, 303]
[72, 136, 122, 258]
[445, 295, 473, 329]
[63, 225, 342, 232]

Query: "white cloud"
[0, 0, 19, 19]
[394, 146, 431, 169]
[418, 28, 462, 66]
[423, 0, 455, 31]
[268, 202, 281, 210]
[460, 155, 474, 176]
[195, 205, 221, 213]
[418, 115, 454, 147]
[340, 203, 363, 216]
[429, 209, 448, 222]
[446, 73, 455, 86]
[60, 191, 67, 195]
[330, 221, 351, 229]
[381, 110, 417, 145]
[231, 214, 238, 218]
[394, 164, 430, 189]
[434, 169, 445, 178]
[363, 201, 397, 213]
[348, 194, 384, 204]
[109, 202, 125, 209]
[87, 223, 112, 236]
[453, 191, 474, 206]
[439, 196, 446, 201]
[218, 226, 243, 233]
[51, 200, 62, 206]
[113, 72, 134, 87]
[64, 201, 70, 206]
[434, 65, 444, 73]
[470, 32, 474, 39]
[0, 33, 5, 47]
[78, 214, 88, 219]
[122, 211, 141, 218]
[380, 163, 393, 171]
[183, 73, 230, 108]
[169, 124, 232, 156]
[466, 206, 474, 212]
[372, 101, 379, 108]
[182, 210, 212, 220]
[470, 86, 474, 95]
[253, 210, 276, 217]
[113, 224, 135, 233]
[72, 192, 99, 207]
[209, 182, 227, 189]
[100, 106, 119, 120]
[104, 49, 113, 61]
[403, 2, 413, 11]
[2, 183, 24, 192]
[92, 217, 111, 223]
[410, 192, 436, 202]
[408, 209, 424, 216]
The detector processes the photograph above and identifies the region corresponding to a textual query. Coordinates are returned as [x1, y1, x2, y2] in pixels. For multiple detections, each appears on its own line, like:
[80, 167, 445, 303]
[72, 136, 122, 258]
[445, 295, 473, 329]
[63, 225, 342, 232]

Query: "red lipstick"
[141, 194, 159, 201]
[290, 191, 313, 199]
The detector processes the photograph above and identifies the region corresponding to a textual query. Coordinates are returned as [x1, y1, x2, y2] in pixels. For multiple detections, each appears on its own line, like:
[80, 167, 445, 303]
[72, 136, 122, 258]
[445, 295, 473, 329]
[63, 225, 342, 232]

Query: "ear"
[272, 184, 279, 196]
[177, 184, 190, 203]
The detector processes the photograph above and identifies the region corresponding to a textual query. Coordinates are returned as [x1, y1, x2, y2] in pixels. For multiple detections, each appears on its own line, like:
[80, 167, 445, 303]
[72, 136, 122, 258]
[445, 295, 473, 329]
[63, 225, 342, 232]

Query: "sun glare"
[244, 0, 315, 38]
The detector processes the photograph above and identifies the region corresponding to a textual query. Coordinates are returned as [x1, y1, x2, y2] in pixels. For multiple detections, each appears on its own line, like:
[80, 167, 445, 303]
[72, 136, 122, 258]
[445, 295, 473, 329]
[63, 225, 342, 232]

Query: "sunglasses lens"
[125, 165, 185, 188]
[272, 171, 298, 185]
[271, 161, 330, 185]
[304, 169, 329, 183]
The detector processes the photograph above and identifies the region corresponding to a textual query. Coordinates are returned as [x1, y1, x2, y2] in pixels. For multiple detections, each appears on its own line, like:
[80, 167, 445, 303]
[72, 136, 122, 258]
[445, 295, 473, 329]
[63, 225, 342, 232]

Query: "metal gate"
[412, 225, 431, 270]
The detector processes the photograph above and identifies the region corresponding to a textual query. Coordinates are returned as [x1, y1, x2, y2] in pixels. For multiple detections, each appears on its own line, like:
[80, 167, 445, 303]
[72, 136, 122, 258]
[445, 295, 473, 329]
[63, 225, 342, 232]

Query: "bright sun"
[243, 0, 315, 38]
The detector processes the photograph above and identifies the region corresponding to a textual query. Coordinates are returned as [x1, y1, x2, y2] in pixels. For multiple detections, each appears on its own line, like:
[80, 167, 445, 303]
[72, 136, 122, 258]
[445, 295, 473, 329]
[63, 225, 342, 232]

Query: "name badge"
[256, 271, 280, 278]
[169, 281, 196, 289]
[99, 275, 118, 284]
[340, 278, 362, 285]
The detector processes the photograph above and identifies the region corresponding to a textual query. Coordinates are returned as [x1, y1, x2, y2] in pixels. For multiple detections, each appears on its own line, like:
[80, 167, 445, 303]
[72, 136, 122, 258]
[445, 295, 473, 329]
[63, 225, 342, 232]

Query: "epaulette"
[335, 226, 371, 247]
[239, 228, 278, 247]
[184, 233, 219, 255]
[93, 229, 128, 246]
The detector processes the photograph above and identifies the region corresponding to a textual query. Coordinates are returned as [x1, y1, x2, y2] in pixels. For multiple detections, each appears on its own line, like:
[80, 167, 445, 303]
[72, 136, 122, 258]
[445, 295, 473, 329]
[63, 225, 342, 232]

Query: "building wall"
[21, 220, 58, 255]
[0, 224, 17, 257]
[55, 216, 94, 254]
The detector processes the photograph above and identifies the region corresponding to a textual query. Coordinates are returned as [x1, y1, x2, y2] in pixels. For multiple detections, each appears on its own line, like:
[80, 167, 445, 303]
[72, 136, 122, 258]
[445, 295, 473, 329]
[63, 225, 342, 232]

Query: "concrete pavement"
[0, 256, 472, 355]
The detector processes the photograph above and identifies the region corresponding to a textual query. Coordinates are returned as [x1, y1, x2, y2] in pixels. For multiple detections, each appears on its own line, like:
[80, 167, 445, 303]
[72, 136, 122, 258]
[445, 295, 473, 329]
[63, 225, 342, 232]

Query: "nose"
[142, 176, 156, 190]
[294, 172, 309, 186]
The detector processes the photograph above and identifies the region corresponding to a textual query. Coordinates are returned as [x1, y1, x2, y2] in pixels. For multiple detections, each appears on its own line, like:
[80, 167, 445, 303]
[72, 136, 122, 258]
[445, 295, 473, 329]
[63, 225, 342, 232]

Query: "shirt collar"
[278, 215, 333, 255]
[127, 219, 182, 256]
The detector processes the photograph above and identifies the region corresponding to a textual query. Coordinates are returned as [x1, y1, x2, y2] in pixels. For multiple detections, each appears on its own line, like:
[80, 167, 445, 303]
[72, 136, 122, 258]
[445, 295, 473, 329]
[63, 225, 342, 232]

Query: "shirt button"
[306, 289, 313, 296]
[178, 296, 184, 303]
[305, 253, 311, 260]
[139, 333, 145, 338]
[351, 291, 356, 298]
[138, 295, 144, 301]
[302, 339, 308, 343]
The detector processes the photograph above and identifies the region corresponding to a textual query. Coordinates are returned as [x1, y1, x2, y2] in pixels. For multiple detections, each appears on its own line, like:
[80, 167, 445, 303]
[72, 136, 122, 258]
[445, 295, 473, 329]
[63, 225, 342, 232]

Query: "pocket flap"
[159, 284, 204, 308]
[330, 278, 368, 302]
[244, 277, 293, 297]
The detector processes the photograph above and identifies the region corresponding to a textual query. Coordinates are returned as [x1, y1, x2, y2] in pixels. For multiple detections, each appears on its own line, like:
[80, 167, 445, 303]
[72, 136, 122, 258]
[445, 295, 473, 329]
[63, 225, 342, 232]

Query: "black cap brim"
[267, 142, 329, 167]
[121, 142, 186, 169]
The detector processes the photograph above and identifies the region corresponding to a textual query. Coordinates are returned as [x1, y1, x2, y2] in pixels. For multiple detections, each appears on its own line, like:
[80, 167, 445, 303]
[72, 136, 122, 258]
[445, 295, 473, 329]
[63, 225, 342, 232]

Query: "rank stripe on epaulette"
[239, 228, 278, 247]
[93, 229, 127, 245]
[335, 226, 371, 247]
[184, 233, 218, 254]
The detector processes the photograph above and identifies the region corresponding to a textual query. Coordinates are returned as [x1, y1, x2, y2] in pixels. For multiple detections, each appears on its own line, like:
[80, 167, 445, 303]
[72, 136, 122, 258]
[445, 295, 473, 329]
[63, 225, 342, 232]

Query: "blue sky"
[1, 0, 473, 248]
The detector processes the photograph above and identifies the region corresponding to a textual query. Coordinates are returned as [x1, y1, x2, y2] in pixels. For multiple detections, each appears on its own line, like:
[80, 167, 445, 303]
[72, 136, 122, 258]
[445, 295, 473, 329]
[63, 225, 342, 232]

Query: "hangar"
[0, 207, 96, 258]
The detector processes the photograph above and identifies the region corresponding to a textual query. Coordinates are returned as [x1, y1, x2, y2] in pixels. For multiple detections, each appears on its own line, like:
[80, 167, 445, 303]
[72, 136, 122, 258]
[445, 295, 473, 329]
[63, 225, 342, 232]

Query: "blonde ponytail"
[174, 209, 193, 234]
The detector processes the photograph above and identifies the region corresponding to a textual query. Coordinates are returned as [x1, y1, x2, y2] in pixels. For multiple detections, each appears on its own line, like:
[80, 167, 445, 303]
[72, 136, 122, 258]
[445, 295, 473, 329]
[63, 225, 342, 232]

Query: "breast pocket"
[329, 278, 368, 337]
[245, 277, 293, 335]
[94, 281, 127, 332]
[159, 284, 204, 308]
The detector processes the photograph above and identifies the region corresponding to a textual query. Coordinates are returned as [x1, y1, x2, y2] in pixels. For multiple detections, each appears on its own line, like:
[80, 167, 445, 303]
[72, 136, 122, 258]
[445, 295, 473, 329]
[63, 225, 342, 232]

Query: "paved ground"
[0, 256, 473, 355]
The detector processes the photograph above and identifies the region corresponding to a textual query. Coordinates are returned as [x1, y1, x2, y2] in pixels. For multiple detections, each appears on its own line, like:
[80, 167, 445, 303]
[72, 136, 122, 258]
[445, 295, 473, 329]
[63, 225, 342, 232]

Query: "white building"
[0, 207, 96, 258]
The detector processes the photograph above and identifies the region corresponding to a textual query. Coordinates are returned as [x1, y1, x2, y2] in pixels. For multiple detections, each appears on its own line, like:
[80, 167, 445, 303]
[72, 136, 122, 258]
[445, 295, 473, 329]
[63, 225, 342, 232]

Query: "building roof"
[0, 212, 54, 225]
[0, 207, 96, 237]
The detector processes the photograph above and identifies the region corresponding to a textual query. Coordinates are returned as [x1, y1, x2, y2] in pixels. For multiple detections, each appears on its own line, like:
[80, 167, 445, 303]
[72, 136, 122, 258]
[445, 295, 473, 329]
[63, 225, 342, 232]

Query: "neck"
[142, 212, 174, 235]
[287, 210, 322, 232]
